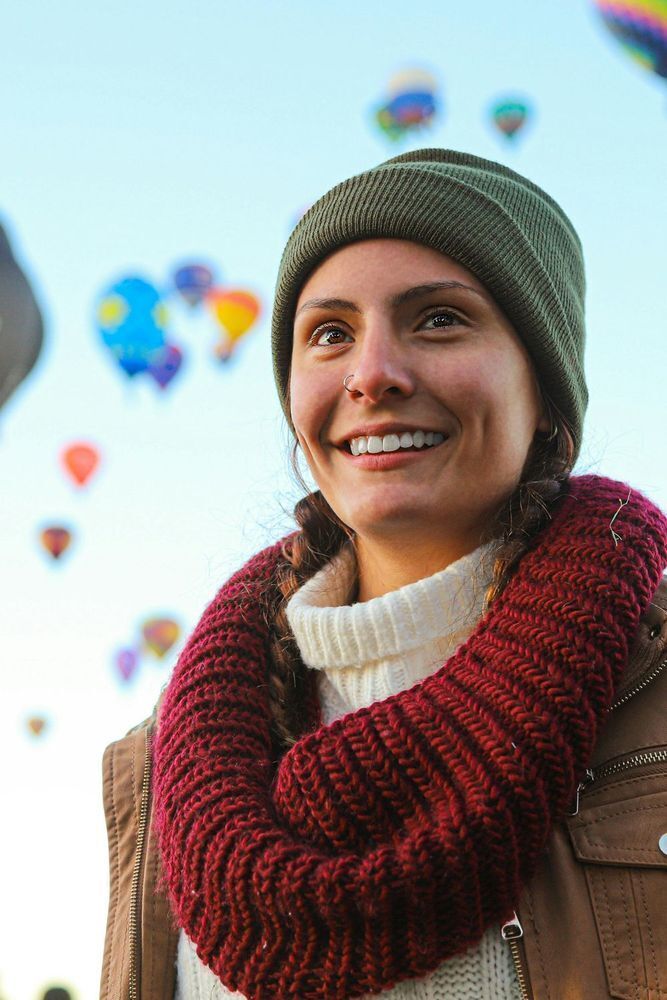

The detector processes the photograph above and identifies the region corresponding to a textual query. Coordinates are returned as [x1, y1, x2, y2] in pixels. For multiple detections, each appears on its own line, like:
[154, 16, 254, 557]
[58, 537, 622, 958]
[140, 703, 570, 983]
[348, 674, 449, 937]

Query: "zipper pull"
[502, 912, 532, 999]
[501, 912, 523, 940]
[567, 768, 594, 816]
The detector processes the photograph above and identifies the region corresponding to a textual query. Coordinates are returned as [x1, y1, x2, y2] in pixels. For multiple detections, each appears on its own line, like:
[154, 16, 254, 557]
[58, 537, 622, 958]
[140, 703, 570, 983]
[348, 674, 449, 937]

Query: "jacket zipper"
[568, 747, 667, 816]
[500, 652, 666, 993]
[581, 747, 667, 797]
[501, 912, 531, 1000]
[129, 727, 153, 1000]
[609, 653, 667, 711]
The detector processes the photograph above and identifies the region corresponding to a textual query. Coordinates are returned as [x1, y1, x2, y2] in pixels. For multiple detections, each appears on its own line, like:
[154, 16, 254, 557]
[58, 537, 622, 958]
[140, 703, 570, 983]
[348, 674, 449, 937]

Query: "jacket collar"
[614, 577, 667, 705]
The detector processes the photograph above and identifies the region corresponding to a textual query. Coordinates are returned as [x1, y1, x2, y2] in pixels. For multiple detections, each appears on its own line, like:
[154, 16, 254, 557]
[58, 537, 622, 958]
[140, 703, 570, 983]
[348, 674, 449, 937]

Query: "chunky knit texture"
[271, 148, 587, 457]
[153, 476, 667, 1000]
[174, 541, 519, 999]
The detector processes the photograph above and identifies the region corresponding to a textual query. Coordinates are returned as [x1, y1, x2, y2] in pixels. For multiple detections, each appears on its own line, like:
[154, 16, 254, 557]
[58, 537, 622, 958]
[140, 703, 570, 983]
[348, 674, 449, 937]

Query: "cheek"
[456, 354, 540, 430]
[289, 367, 331, 449]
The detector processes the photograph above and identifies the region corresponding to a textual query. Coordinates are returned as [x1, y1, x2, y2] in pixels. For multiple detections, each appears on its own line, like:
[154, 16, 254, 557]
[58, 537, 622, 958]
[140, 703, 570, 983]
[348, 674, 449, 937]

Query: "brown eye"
[425, 310, 459, 328]
[313, 326, 352, 346]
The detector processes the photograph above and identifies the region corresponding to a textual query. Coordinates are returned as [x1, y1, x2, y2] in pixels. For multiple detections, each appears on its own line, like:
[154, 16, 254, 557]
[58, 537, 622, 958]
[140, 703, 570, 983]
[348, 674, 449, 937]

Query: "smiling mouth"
[343, 430, 447, 456]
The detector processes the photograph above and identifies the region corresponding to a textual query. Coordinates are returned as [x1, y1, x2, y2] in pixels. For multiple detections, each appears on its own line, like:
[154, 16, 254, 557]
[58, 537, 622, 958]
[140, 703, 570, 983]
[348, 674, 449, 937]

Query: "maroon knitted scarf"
[153, 476, 667, 1000]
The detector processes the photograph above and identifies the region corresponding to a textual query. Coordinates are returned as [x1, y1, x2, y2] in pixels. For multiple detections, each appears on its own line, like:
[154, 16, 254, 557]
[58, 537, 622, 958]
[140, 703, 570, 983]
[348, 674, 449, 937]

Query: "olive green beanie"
[272, 148, 587, 458]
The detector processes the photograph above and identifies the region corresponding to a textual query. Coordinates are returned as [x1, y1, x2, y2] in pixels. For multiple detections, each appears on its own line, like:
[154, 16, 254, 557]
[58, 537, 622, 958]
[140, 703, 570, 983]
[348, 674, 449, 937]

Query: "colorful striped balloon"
[491, 99, 531, 140]
[593, 0, 667, 79]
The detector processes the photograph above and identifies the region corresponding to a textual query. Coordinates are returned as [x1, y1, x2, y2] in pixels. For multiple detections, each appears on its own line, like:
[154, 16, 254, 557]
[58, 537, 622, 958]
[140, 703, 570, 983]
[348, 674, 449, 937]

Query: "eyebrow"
[294, 281, 487, 317]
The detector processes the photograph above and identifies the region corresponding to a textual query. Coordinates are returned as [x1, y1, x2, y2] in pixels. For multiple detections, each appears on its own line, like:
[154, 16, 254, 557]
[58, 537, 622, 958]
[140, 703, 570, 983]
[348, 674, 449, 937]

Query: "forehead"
[295, 238, 487, 306]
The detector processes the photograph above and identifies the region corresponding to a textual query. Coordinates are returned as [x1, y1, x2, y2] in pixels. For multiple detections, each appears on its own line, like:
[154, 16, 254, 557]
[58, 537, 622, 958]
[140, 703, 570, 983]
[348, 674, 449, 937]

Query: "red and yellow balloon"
[141, 617, 181, 659]
[206, 288, 261, 361]
[40, 525, 73, 561]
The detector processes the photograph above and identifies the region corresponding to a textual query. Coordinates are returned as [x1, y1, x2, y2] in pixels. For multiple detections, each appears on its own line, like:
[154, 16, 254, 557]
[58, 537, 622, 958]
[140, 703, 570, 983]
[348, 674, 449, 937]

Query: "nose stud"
[343, 373, 356, 393]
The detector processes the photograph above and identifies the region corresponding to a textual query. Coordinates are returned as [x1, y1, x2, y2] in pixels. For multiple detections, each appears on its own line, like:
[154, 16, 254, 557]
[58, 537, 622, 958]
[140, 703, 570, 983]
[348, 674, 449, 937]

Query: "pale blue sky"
[1, 2, 666, 997]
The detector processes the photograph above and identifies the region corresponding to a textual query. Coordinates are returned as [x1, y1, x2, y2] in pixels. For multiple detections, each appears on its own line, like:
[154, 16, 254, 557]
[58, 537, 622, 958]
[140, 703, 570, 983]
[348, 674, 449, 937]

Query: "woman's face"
[290, 239, 548, 553]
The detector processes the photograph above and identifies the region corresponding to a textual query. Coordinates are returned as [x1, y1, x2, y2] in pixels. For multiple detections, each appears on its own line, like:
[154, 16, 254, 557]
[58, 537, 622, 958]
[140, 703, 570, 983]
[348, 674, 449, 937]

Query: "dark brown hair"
[263, 397, 575, 754]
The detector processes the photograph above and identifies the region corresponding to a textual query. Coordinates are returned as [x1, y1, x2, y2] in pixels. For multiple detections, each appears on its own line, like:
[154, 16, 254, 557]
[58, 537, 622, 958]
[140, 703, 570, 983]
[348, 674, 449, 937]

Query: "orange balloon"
[207, 288, 261, 343]
[61, 442, 100, 487]
[27, 716, 48, 737]
[142, 617, 180, 659]
[40, 525, 72, 560]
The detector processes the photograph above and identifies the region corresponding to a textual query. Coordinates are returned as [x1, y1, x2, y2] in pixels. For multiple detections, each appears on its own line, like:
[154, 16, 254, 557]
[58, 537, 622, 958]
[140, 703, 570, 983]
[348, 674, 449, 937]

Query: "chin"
[345, 502, 445, 538]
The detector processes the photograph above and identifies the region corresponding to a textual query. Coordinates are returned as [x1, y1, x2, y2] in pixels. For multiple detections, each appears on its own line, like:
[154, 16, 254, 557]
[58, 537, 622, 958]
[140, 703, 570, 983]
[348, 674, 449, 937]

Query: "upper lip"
[333, 422, 448, 446]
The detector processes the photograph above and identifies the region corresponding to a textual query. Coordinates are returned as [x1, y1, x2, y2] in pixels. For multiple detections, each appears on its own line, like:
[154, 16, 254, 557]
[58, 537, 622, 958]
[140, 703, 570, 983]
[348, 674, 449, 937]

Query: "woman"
[100, 149, 667, 1000]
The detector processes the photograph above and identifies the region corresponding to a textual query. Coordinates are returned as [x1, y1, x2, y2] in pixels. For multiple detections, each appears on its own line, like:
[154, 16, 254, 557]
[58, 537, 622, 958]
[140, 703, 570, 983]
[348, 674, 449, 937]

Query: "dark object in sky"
[0, 220, 44, 411]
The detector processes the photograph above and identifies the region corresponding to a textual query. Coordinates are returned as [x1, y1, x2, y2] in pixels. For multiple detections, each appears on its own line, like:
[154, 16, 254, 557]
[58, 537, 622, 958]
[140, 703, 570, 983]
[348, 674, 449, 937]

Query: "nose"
[347, 320, 415, 403]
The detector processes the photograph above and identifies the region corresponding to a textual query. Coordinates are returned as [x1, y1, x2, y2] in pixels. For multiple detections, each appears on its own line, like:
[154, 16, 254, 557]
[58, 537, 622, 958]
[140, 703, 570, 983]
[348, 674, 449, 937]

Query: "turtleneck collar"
[286, 541, 495, 669]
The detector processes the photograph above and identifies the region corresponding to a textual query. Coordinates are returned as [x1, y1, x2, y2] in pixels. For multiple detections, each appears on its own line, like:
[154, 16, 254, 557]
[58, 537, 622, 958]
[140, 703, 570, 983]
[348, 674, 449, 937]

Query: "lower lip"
[337, 440, 449, 469]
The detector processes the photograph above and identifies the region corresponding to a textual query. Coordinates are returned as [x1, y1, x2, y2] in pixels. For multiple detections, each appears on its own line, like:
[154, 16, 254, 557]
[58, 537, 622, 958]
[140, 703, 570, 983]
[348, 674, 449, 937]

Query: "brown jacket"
[99, 581, 667, 1000]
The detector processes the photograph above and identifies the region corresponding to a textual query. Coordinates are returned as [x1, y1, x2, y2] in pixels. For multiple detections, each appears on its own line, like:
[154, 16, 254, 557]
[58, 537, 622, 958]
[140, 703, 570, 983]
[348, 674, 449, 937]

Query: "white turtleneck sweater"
[175, 543, 521, 1000]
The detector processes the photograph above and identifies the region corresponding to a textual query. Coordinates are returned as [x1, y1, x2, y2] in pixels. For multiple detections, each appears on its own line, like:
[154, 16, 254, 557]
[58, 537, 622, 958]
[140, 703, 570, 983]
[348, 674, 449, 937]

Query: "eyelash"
[310, 309, 462, 346]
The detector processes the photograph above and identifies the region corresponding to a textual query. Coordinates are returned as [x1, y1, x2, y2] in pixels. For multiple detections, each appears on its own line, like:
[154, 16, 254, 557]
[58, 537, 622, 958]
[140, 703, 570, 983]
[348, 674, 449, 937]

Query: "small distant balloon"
[61, 442, 100, 488]
[27, 716, 48, 737]
[173, 263, 216, 307]
[592, 0, 667, 81]
[40, 525, 72, 561]
[490, 98, 531, 141]
[207, 288, 261, 346]
[142, 617, 180, 659]
[374, 68, 439, 141]
[114, 647, 139, 683]
[95, 276, 168, 380]
[147, 343, 184, 390]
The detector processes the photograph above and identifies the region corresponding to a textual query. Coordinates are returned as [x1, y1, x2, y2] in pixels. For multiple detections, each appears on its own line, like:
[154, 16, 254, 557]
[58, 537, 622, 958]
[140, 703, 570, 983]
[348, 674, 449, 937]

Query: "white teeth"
[347, 430, 447, 454]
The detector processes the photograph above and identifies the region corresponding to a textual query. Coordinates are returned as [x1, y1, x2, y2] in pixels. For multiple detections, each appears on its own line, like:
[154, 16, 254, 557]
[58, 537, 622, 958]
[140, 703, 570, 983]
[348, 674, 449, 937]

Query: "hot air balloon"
[40, 525, 73, 561]
[490, 98, 532, 141]
[142, 617, 180, 659]
[0, 221, 44, 412]
[592, 0, 667, 81]
[146, 343, 184, 390]
[207, 288, 261, 356]
[61, 442, 100, 488]
[173, 263, 215, 307]
[114, 647, 139, 683]
[27, 716, 48, 737]
[374, 69, 440, 141]
[95, 276, 168, 379]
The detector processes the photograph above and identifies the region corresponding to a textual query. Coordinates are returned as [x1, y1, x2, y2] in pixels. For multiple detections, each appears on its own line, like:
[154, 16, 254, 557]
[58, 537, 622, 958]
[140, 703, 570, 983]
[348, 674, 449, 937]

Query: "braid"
[265, 488, 349, 754]
[264, 401, 576, 753]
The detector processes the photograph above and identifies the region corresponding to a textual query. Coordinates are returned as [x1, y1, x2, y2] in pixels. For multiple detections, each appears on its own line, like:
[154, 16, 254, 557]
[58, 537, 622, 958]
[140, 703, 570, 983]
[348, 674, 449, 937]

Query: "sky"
[1, 1, 666, 997]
